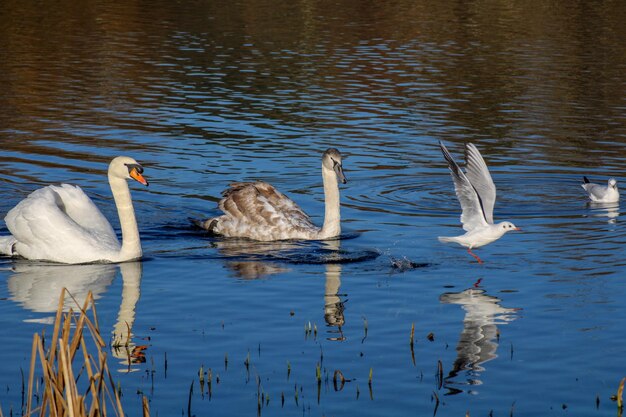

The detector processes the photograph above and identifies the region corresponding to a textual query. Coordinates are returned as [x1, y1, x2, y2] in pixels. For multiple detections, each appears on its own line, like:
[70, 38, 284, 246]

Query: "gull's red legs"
[467, 248, 483, 264]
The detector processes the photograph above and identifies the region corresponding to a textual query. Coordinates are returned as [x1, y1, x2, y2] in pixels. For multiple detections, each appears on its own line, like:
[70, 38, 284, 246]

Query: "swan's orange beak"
[130, 167, 149, 186]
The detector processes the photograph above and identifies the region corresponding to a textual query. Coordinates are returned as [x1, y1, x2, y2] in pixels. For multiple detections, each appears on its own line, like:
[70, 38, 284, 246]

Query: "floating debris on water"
[333, 370, 346, 391]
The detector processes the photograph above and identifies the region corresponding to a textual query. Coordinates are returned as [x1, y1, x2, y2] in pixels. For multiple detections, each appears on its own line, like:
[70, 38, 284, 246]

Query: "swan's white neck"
[108, 174, 142, 261]
[319, 164, 341, 239]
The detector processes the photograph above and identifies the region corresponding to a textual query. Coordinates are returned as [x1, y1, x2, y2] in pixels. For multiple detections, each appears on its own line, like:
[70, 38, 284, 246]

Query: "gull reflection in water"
[586, 201, 620, 224]
[439, 286, 519, 395]
[7, 261, 144, 372]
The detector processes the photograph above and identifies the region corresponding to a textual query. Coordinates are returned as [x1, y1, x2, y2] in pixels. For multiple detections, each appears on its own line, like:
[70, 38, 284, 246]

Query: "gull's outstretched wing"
[440, 141, 489, 231]
[464, 143, 496, 224]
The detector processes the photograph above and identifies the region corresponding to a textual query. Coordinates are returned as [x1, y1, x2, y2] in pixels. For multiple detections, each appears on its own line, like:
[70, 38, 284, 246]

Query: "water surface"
[1, 1, 626, 416]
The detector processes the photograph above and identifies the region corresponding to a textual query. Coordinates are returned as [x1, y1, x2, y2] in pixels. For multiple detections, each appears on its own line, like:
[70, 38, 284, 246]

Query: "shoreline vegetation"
[1, 288, 149, 417]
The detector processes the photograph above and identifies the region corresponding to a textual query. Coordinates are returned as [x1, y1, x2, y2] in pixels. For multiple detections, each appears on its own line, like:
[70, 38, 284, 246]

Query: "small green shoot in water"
[198, 365, 205, 393]
[409, 323, 416, 365]
[207, 368, 213, 397]
[316, 363, 322, 404]
[436, 360, 444, 390]
[615, 377, 625, 413]
[187, 380, 193, 417]
[361, 316, 369, 343]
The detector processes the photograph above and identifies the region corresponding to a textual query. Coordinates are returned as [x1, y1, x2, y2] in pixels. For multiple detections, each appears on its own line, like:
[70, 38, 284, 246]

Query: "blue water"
[1, 1, 626, 416]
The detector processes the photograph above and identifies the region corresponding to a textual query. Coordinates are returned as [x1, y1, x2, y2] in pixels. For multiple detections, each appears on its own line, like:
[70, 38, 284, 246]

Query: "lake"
[1, 1, 626, 416]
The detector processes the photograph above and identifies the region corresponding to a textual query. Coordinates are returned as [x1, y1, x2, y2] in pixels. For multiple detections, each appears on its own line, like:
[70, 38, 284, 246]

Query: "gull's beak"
[334, 162, 347, 184]
[514, 227, 522, 231]
[129, 167, 149, 186]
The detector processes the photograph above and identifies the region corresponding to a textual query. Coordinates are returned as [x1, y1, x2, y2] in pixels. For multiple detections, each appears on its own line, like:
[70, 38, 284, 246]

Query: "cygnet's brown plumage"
[194, 148, 347, 241]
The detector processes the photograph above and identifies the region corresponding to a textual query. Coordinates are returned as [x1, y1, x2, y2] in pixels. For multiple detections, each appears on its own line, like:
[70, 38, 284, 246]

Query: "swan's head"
[499, 221, 521, 233]
[608, 178, 618, 189]
[322, 148, 347, 184]
[109, 156, 149, 186]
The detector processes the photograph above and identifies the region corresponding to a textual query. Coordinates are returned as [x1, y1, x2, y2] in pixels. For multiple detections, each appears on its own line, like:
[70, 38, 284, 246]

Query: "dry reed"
[15, 288, 149, 417]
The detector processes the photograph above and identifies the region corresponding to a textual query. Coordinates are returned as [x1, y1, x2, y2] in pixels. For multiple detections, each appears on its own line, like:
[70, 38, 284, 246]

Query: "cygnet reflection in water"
[210, 234, 379, 279]
[324, 262, 346, 341]
[213, 238, 348, 341]
[439, 286, 520, 395]
[210, 239, 296, 279]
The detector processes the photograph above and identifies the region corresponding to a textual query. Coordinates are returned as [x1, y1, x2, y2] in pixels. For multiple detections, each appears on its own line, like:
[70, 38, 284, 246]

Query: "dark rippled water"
[1, 1, 626, 416]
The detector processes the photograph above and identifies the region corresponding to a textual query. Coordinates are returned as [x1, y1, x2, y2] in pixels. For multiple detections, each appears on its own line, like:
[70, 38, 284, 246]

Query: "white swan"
[0, 156, 148, 264]
[194, 148, 347, 241]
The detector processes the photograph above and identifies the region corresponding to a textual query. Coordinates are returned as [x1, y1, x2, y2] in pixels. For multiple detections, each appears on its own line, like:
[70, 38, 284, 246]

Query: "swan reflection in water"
[212, 238, 347, 340]
[321, 239, 346, 341]
[439, 286, 519, 395]
[210, 239, 293, 279]
[7, 261, 144, 372]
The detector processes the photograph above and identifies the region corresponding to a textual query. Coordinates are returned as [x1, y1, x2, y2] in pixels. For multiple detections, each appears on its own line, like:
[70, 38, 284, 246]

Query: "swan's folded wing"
[219, 182, 317, 234]
[464, 143, 496, 224]
[251, 182, 316, 230]
[49, 184, 118, 238]
[5, 185, 120, 261]
[440, 142, 489, 231]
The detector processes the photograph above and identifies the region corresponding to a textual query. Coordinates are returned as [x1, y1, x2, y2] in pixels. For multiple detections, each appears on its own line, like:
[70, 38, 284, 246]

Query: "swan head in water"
[322, 148, 347, 184]
[109, 156, 149, 186]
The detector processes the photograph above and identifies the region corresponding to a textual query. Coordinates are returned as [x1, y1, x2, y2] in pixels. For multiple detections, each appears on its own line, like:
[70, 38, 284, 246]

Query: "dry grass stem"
[16, 288, 147, 417]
